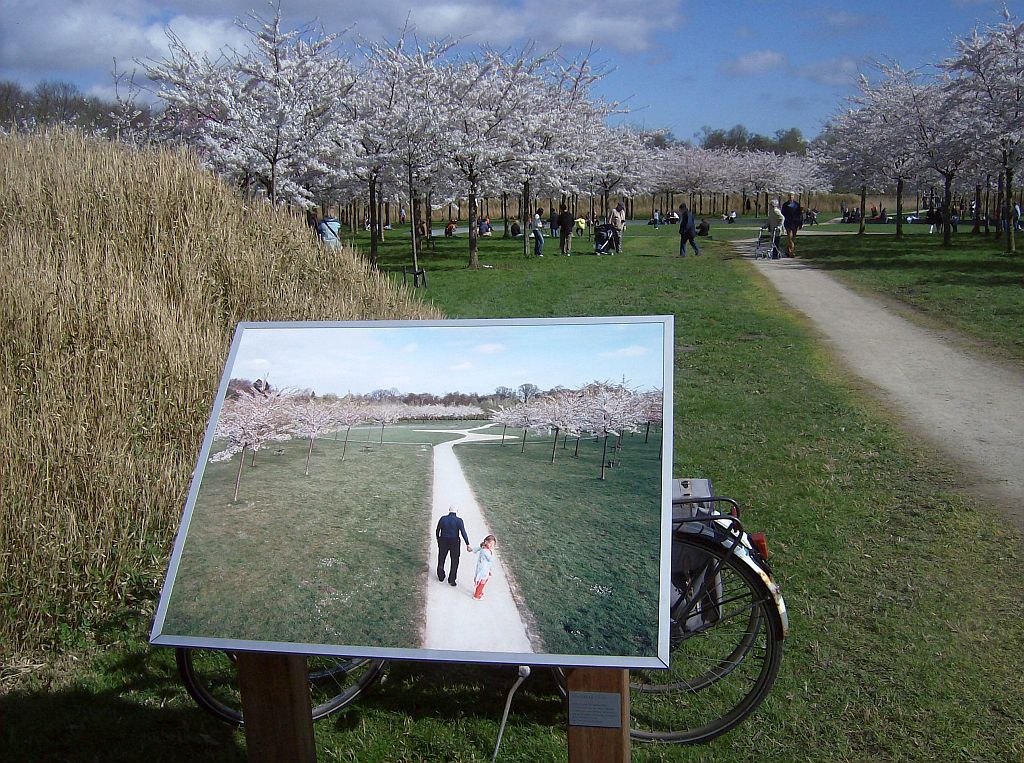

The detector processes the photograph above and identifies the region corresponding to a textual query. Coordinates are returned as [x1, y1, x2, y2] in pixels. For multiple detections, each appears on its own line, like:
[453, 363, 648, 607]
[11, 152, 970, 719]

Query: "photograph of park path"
[152, 318, 672, 666]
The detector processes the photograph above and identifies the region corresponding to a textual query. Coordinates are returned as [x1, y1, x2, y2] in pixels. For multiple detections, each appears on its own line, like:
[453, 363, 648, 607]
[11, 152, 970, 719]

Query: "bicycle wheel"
[630, 533, 783, 743]
[175, 648, 386, 726]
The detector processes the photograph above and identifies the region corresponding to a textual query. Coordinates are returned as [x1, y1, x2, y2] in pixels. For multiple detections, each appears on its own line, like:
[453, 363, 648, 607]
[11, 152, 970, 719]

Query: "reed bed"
[0, 129, 439, 657]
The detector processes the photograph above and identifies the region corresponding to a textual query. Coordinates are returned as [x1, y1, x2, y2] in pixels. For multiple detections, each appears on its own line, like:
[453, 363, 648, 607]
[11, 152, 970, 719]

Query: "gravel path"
[733, 237, 1024, 532]
[419, 424, 536, 656]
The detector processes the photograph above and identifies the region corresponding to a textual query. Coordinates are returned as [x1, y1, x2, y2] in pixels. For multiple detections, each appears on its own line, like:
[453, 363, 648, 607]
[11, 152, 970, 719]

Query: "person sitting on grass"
[696, 218, 711, 237]
[445, 220, 457, 237]
[470, 534, 497, 600]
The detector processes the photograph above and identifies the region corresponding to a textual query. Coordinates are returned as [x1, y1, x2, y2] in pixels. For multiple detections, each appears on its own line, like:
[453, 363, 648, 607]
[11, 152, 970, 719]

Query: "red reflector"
[750, 532, 769, 560]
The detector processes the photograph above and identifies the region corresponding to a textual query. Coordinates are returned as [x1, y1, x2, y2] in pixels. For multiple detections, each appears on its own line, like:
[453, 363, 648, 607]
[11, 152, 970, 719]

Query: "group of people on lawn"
[435, 507, 496, 601]
[310, 194, 812, 259]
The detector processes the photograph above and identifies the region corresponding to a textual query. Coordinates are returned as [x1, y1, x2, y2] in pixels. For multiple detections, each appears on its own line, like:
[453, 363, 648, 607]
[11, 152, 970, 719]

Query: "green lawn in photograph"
[455, 432, 662, 658]
[158, 425, 462, 647]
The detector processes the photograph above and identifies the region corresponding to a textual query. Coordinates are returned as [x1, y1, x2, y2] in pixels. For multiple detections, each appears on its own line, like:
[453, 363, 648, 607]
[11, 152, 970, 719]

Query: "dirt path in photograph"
[731, 236, 1024, 532]
[418, 424, 536, 654]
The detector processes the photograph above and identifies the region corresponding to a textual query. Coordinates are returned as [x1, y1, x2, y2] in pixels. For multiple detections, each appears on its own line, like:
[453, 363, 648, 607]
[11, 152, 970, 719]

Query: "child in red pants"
[470, 535, 496, 600]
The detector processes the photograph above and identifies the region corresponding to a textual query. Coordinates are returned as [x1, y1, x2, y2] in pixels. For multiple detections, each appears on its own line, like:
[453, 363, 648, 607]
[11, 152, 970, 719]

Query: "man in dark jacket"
[678, 204, 700, 256]
[436, 507, 471, 586]
[781, 193, 803, 257]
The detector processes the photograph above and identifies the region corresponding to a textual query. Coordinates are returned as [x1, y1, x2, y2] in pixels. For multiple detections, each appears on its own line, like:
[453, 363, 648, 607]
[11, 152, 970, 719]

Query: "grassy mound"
[0, 129, 438, 657]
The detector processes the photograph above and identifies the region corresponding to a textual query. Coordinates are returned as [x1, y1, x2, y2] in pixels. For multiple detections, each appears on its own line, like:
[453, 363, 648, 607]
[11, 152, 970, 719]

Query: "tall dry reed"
[0, 129, 439, 657]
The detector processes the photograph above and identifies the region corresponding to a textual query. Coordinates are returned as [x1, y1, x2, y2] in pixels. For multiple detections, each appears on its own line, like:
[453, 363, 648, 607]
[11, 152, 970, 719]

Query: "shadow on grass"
[1, 647, 245, 763]
[328, 660, 566, 732]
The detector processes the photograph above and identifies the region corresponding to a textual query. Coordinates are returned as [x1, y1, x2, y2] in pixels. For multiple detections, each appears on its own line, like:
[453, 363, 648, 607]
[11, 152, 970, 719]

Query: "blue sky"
[228, 320, 668, 396]
[0, 1, 1017, 140]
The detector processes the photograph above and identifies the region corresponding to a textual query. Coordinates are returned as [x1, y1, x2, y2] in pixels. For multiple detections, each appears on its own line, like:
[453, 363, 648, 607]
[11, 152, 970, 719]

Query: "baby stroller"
[594, 223, 616, 254]
[755, 225, 782, 260]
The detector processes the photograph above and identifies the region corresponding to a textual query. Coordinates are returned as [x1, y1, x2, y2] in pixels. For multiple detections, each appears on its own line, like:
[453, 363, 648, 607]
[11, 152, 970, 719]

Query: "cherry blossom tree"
[440, 47, 552, 268]
[580, 383, 646, 481]
[332, 401, 366, 462]
[210, 387, 293, 501]
[146, 6, 353, 205]
[944, 8, 1024, 252]
[367, 402, 404, 445]
[289, 395, 335, 476]
[534, 391, 586, 464]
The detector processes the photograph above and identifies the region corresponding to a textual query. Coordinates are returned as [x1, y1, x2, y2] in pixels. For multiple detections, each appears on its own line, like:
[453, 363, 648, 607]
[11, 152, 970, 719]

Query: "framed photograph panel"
[151, 316, 673, 669]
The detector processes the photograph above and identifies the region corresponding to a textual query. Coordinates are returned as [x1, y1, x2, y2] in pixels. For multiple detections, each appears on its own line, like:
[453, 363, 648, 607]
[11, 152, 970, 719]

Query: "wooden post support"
[236, 652, 316, 763]
[566, 668, 630, 763]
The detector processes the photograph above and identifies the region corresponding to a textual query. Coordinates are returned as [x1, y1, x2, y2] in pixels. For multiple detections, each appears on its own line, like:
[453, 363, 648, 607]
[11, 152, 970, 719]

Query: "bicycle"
[554, 488, 787, 743]
[175, 648, 386, 726]
[178, 482, 787, 744]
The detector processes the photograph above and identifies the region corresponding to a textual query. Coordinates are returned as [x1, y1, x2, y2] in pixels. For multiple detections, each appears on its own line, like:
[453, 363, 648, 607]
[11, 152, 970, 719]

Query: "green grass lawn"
[4, 222, 1024, 762]
[159, 425, 463, 648]
[455, 433, 662, 658]
[792, 232, 1024, 363]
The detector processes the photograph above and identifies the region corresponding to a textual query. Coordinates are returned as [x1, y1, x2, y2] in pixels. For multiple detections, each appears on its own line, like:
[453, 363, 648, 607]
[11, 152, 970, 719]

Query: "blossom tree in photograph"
[289, 395, 335, 476]
[209, 387, 293, 501]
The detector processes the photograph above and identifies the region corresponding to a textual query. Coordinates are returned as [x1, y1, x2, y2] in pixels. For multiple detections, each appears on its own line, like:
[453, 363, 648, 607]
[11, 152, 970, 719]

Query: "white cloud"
[820, 10, 872, 34]
[450, 361, 473, 371]
[401, 343, 419, 353]
[599, 345, 648, 358]
[801, 55, 861, 87]
[721, 49, 787, 77]
[474, 343, 506, 354]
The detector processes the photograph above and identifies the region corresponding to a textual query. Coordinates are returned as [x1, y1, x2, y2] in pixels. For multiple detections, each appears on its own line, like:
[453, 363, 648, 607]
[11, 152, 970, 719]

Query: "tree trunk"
[233, 445, 246, 502]
[305, 436, 314, 476]
[858, 184, 867, 236]
[550, 427, 560, 464]
[600, 435, 609, 480]
[574, 436, 581, 457]
[521, 428, 528, 453]
[1006, 165, 1016, 254]
[502, 193, 509, 238]
[379, 422, 385, 445]
[895, 177, 904, 240]
[522, 180, 531, 258]
[468, 176, 480, 269]
[407, 163, 419, 272]
[942, 173, 953, 247]
[995, 172, 1004, 241]
[972, 184, 982, 234]
[368, 176, 379, 266]
[500, 423, 507, 446]
[342, 427, 351, 461]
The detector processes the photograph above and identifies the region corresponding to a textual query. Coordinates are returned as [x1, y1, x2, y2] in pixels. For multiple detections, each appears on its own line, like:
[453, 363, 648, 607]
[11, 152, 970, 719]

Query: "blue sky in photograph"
[1, 0, 1017, 141]
[229, 321, 668, 396]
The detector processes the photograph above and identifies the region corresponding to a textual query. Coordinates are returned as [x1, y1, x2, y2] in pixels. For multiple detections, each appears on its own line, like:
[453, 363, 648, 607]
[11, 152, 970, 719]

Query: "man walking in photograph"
[436, 506, 471, 586]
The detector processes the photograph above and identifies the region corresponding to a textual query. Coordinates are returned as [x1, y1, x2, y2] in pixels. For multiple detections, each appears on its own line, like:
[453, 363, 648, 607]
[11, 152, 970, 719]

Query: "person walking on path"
[767, 199, 785, 259]
[781, 193, 802, 257]
[609, 202, 626, 253]
[469, 535, 497, 600]
[678, 203, 700, 257]
[557, 203, 574, 256]
[436, 507, 471, 586]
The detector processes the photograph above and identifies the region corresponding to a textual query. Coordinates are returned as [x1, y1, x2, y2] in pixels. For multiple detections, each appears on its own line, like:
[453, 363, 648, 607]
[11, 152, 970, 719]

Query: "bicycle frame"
[671, 498, 789, 640]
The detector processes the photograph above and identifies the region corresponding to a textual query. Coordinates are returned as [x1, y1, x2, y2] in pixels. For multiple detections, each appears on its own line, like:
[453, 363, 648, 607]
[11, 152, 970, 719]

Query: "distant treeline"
[226, 379, 551, 408]
[0, 78, 153, 138]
